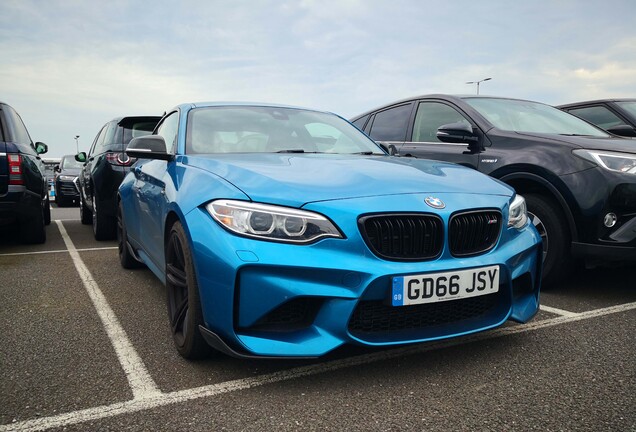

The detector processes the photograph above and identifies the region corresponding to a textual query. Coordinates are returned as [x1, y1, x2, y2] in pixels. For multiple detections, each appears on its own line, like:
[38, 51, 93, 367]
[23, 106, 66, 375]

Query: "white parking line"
[0, 247, 118, 257]
[54, 221, 160, 400]
[539, 305, 579, 317]
[3, 300, 635, 432]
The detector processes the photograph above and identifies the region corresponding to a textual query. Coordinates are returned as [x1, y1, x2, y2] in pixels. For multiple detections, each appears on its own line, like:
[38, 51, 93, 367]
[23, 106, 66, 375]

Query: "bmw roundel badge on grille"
[425, 196, 445, 209]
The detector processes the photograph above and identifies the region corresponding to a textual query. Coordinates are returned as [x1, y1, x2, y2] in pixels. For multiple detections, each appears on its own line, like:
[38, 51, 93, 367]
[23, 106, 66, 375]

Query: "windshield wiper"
[350, 151, 382, 155]
[277, 149, 306, 153]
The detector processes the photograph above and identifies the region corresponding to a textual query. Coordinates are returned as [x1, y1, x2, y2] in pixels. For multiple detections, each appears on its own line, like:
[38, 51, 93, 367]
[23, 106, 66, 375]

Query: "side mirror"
[378, 142, 399, 156]
[606, 124, 636, 138]
[54, 165, 61, 172]
[75, 152, 87, 163]
[126, 135, 173, 161]
[35, 142, 48, 155]
[436, 122, 482, 151]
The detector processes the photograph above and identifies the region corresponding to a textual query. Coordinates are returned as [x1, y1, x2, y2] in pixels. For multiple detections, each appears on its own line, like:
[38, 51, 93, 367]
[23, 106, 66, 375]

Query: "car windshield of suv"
[186, 106, 384, 155]
[60, 155, 83, 169]
[464, 98, 609, 137]
[616, 101, 636, 118]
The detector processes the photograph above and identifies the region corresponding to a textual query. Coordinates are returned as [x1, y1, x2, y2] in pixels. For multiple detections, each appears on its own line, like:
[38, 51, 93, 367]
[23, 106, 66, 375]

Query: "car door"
[82, 124, 107, 209]
[134, 111, 179, 269]
[399, 100, 482, 169]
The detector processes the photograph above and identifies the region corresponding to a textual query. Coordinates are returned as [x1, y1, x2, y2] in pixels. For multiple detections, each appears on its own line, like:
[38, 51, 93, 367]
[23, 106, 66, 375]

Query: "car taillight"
[106, 152, 134, 166]
[8, 154, 24, 185]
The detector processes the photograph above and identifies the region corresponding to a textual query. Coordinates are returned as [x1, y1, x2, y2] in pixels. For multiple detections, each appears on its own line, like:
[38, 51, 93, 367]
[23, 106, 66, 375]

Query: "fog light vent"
[604, 213, 617, 228]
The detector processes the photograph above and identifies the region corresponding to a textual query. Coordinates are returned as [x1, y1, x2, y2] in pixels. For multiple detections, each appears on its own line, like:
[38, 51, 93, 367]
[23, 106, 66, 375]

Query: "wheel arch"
[498, 171, 578, 242]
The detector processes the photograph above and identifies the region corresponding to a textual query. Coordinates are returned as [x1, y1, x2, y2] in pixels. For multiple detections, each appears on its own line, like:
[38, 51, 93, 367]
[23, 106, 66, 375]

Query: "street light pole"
[74, 135, 80, 153]
[466, 77, 492, 95]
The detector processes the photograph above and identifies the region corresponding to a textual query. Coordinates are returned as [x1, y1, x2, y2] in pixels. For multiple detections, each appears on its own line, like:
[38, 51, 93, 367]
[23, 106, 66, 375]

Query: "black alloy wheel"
[80, 193, 92, 225]
[165, 222, 212, 359]
[92, 193, 115, 240]
[525, 193, 572, 287]
[44, 194, 51, 226]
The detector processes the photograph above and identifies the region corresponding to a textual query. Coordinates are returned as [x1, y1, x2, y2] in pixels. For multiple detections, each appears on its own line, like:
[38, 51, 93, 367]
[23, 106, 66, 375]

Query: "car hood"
[184, 153, 513, 207]
[514, 132, 636, 154]
[59, 168, 81, 176]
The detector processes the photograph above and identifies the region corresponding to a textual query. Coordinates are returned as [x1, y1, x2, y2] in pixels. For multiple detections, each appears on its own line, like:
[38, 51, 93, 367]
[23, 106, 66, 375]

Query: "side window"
[156, 112, 179, 153]
[368, 104, 412, 141]
[89, 124, 108, 156]
[351, 115, 370, 132]
[4, 105, 33, 146]
[101, 122, 117, 147]
[412, 102, 471, 143]
[566, 106, 624, 130]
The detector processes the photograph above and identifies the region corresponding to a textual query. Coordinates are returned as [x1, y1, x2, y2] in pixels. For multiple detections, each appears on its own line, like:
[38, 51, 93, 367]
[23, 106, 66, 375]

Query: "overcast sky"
[1, 0, 635, 157]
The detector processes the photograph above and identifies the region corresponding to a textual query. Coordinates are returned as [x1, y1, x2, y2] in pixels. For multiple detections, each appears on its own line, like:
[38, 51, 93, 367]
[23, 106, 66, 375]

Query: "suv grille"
[449, 210, 502, 257]
[359, 214, 443, 261]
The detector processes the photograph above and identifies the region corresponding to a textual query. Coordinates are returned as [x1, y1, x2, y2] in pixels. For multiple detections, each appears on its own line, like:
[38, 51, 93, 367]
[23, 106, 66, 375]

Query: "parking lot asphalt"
[1, 205, 634, 431]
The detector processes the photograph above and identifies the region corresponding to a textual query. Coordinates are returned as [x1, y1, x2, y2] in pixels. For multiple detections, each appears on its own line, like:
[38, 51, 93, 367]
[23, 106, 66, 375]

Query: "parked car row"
[4, 93, 634, 360]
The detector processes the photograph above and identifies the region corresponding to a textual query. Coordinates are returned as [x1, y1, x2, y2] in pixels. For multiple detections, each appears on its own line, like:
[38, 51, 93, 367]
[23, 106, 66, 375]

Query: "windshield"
[60, 155, 83, 169]
[186, 106, 384, 155]
[616, 101, 636, 118]
[464, 98, 609, 137]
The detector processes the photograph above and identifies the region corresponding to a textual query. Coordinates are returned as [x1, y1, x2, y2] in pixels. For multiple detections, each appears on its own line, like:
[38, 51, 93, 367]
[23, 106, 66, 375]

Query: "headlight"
[508, 195, 528, 229]
[206, 200, 343, 244]
[573, 149, 636, 174]
[58, 175, 76, 181]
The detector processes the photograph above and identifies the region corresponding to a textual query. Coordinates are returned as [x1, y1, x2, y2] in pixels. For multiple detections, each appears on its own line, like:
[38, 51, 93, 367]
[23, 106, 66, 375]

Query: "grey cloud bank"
[1, 0, 635, 157]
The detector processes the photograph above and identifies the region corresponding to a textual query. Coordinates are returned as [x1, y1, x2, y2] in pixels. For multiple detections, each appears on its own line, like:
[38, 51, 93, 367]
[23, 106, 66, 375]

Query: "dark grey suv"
[76, 116, 160, 240]
[0, 102, 50, 243]
[352, 95, 636, 285]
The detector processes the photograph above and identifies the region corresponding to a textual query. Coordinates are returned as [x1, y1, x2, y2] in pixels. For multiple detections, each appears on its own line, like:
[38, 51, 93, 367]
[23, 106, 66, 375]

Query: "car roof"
[351, 94, 547, 120]
[557, 98, 636, 108]
[177, 101, 335, 116]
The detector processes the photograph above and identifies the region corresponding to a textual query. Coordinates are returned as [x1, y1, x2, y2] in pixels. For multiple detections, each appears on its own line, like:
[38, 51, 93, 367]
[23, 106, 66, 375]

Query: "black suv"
[557, 99, 636, 138]
[0, 102, 50, 243]
[54, 154, 82, 206]
[352, 95, 636, 284]
[76, 116, 160, 240]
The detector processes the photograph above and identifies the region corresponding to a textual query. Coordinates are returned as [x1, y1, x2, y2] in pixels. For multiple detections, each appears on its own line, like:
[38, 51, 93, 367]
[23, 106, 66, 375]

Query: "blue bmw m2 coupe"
[118, 103, 542, 359]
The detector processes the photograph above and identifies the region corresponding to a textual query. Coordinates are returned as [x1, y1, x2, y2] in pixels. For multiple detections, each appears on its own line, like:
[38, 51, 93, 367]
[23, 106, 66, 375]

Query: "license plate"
[392, 265, 499, 306]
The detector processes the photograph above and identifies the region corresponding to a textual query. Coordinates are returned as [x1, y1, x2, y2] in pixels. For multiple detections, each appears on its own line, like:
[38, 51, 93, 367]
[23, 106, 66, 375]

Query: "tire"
[117, 200, 143, 269]
[21, 206, 46, 244]
[92, 193, 116, 241]
[44, 195, 51, 226]
[165, 221, 213, 359]
[525, 193, 572, 287]
[80, 194, 92, 225]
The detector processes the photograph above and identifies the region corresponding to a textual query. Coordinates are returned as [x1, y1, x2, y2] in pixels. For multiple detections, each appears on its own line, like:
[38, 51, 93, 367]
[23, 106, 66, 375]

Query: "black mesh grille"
[349, 293, 499, 337]
[449, 210, 501, 257]
[359, 214, 443, 261]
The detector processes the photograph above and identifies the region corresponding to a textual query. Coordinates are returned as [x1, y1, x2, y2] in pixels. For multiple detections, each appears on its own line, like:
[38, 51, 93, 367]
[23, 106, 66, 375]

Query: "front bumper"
[562, 168, 636, 259]
[55, 179, 80, 201]
[185, 193, 542, 357]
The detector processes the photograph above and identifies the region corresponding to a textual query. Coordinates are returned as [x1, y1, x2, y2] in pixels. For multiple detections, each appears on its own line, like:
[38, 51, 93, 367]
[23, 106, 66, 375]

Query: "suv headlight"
[573, 149, 636, 174]
[508, 195, 528, 229]
[206, 200, 343, 244]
